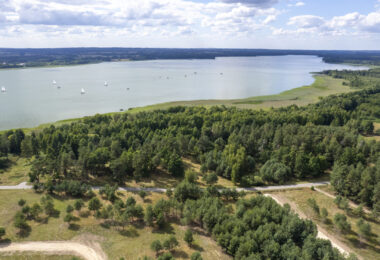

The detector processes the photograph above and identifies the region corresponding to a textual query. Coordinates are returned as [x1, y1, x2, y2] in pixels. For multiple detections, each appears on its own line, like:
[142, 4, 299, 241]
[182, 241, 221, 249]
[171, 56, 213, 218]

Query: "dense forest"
[1, 48, 380, 68]
[0, 70, 379, 216]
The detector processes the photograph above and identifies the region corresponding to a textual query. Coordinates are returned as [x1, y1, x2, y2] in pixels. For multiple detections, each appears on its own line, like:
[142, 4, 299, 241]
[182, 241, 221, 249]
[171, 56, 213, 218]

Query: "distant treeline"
[1, 48, 380, 68]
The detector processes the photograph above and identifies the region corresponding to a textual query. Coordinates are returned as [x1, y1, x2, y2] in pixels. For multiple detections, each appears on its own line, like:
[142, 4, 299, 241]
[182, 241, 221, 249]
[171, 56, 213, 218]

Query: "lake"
[0, 55, 368, 130]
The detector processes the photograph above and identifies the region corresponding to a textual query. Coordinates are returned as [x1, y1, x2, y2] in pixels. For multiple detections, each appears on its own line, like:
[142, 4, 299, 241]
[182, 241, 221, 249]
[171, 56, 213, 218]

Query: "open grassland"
[0, 156, 30, 185]
[270, 188, 380, 260]
[0, 190, 230, 260]
[0, 255, 79, 260]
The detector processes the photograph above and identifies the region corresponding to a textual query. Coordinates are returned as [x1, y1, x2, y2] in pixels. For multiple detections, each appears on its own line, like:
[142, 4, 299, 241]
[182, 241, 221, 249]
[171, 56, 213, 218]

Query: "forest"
[0, 70, 379, 216]
[1, 48, 380, 68]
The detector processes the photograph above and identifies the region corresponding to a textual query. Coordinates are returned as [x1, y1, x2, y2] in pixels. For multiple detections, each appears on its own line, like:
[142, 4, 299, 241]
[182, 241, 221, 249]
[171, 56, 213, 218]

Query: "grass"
[0, 190, 230, 260]
[271, 188, 380, 260]
[0, 255, 79, 260]
[0, 156, 31, 185]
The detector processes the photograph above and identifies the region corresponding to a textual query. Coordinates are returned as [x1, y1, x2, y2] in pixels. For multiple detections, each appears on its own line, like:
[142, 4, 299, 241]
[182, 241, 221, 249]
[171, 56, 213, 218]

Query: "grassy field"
[270, 189, 380, 260]
[0, 156, 31, 185]
[0, 190, 230, 260]
[0, 255, 79, 260]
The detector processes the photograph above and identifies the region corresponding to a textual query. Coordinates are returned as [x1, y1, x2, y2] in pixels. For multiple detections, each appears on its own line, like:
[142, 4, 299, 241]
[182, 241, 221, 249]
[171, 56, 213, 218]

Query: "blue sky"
[0, 0, 379, 49]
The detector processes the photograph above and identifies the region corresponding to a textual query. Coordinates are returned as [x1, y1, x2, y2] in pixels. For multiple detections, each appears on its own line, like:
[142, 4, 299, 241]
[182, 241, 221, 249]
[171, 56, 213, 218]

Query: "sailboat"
[52, 80, 57, 85]
[104, 81, 108, 86]
[1, 86, 6, 93]
[81, 88, 85, 95]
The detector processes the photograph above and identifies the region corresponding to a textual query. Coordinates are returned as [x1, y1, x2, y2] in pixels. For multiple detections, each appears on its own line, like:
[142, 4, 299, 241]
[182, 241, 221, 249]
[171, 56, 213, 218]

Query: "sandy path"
[264, 193, 357, 258]
[315, 187, 371, 214]
[0, 241, 106, 260]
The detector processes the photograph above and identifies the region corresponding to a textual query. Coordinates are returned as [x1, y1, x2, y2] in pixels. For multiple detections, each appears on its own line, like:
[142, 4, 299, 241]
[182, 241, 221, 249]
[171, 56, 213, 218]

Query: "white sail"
[81, 88, 85, 94]
[104, 81, 108, 86]
[1, 87, 6, 92]
[52, 80, 57, 85]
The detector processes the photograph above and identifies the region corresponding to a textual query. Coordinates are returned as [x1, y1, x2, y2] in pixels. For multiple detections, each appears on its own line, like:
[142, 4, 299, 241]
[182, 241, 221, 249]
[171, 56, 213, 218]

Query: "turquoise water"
[0, 55, 367, 130]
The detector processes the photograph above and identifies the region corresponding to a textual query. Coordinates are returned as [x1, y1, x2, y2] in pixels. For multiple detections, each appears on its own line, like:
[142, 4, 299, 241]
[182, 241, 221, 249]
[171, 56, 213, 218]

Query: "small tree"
[184, 229, 194, 246]
[356, 218, 371, 240]
[138, 190, 147, 201]
[41, 195, 57, 216]
[18, 199, 26, 207]
[145, 205, 154, 226]
[88, 197, 102, 212]
[163, 235, 179, 251]
[0, 227, 5, 240]
[125, 197, 136, 207]
[66, 205, 74, 214]
[191, 252, 203, 260]
[150, 240, 162, 256]
[185, 170, 197, 183]
[353, 205, 364, 218]
[64, 213, 76, 228]
[166, 189, 173, 198]
[157, 252, 174, 260]
[307, 198, 320, 216]
[13, 211, 30, 234]
[334, 213, 351, 233]
[30, 203, 42, 220]
[321, 208, 328, 223]
[74, 199, 84, 212]
[203, 172, 218, 185]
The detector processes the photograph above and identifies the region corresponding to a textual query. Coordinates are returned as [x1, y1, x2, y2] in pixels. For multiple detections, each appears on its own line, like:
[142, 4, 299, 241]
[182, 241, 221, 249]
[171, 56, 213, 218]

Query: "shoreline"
[0, 73, 355, 133]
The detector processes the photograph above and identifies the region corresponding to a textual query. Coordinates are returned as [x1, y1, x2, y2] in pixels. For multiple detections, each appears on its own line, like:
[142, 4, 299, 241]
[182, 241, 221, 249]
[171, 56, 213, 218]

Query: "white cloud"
[218, 0, 279, 8]
[288, 15, 325, 28]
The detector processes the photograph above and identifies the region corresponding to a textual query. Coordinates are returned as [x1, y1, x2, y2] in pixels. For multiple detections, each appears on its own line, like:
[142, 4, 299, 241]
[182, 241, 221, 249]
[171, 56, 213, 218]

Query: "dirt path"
[0, 241, 106, 260]
[264, 193, 358, 259]
[314, 187, 371, 214]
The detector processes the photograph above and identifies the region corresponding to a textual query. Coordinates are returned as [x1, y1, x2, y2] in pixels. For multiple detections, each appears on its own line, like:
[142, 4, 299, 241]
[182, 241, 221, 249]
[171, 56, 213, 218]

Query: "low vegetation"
[271, 188, 380, 260]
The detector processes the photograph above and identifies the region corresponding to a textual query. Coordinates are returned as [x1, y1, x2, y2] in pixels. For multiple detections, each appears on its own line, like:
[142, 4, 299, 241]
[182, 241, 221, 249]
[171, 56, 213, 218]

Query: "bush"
[18, 199, 26, 207]
[191, 252, 203, 260]
[184, 229, 194, 246]
[0, 227, 5, 240]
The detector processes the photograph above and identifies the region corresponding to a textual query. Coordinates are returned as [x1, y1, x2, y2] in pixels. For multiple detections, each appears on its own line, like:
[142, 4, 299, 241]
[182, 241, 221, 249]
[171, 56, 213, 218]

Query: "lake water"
[0, 55, 368, 130]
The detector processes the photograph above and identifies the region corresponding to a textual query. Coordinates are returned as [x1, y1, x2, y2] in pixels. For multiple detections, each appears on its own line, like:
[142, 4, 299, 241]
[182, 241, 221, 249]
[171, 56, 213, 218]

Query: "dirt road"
[0, 241, 106, 260]
[264, 193, 357, 258]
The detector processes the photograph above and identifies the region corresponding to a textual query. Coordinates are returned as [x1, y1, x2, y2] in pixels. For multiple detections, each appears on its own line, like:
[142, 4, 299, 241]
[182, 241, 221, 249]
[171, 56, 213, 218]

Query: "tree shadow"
[191, 243, 204, 252]
[172, 250, 188, 259]
[17, 226, 31, 238]
[119, 227, 139, 237]
[152, 222, 175, 234]
[68, 223, 80, 231]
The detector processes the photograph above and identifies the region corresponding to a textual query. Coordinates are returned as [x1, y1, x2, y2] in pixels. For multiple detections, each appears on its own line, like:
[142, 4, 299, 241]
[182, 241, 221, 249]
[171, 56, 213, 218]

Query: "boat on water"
[52, 80, 57, 85]
[57, 85, 61, 89]
[127, 88, 130, 90]
[104, 81, 108, 86]
[81, 88, 85, 94]
[1, 86, 6, 93]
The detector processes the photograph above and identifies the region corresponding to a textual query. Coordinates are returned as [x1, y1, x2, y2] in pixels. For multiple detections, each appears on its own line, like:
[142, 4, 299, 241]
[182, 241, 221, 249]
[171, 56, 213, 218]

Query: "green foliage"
[138, 190, 147, 200]
[307, 198, 320, 216]
[185, 170, 198, 183]
[18, 199, 26, 207]
[333, 213, 351, 233]
[259, 159, 290, 184]
[150, 240, 162, 254]
[157, 252, 174, 260]
[190, 252, 203, 260]
[202, 172, 218, 185]
[356, 218, 371, 239]
[184, 229, 194, 246]
[74, 199, 84, 211]
[99, 184, 118, 202]
[163, 235, 179, 251]
[88, 197, 102, 212]
[174, 181, 202, 202]
[0, 227, 5, 240]
[66, 205, 74, 213]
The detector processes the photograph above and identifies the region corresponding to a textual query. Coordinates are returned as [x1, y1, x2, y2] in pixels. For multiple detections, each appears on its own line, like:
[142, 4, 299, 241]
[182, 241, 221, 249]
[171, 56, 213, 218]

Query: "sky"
[0, 0, 380, 49]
